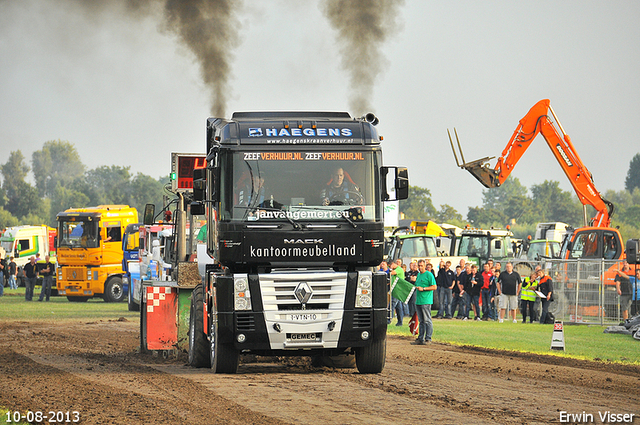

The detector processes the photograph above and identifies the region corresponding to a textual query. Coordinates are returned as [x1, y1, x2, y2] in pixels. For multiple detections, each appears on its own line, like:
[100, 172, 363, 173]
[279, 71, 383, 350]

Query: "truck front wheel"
[104, 277, 125, 303]
[128, 284, 140, 311]
[209, 311, 239, 374]
[355, 335, 386, 374]
[140, 300, 147, 353]
[188, 285, 211, 368]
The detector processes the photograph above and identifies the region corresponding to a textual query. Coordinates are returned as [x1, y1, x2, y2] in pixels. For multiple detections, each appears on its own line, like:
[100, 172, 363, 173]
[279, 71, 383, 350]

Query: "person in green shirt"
[196, 223, 207, 243]
[411, 259, 437, 345]
[390, 259, 406, 326]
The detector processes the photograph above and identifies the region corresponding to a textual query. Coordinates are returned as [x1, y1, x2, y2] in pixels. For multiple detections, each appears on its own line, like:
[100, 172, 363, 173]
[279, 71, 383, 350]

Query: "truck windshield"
[458, 236, 489, 258]
[0, 240, 13, 254]
[397, 236, 438, 259]
[527, 241, 561, 260]
[220, 151, 380, 222]
[58, 220, 100, 249]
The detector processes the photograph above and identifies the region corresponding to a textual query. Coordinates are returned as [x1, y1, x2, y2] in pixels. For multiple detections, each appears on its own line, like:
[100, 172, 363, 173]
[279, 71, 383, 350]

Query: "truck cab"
[385, 221, 465, 267]
[122, 223, 141, 311]
[457, 227, 514, 267]
[0, 225, 56, 268]
[521, 239, 562, 261]
[126, 223, 174, 310]
[386, 233, 439, 263]
[562, 227, 624, 261]
[189, 111, 407, 374]
[56, 205, 138, 302]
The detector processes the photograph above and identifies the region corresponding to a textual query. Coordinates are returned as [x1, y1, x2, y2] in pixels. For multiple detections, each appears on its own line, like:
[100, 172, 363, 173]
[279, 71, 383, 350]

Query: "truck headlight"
[355, 272, 373, 308]
[234, 275, 251, 311]
[234, 278, 248, 292]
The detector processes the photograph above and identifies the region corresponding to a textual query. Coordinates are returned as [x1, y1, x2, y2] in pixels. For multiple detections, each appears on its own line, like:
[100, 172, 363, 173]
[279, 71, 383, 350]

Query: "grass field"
[0, 288, 138, 322]
[387, 316, 640, 365]
[1, 289, 638, 365]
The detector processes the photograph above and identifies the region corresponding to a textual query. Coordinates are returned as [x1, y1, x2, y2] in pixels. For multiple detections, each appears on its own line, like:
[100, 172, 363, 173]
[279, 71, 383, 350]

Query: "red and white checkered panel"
[147, 286, 172, 313]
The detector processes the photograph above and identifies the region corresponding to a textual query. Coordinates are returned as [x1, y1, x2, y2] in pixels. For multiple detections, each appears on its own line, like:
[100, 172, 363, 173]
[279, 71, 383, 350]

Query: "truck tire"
[514, 262, 533, 278]
[67, 296, 89, 302]
[128, 285, 140, 312]
[104, 277, 125, 303]
[431, 291, 440, 312]
[355, 335, 386, 374]
[209, 308, 239, 374]
[140, 300, 147, 353]
[188, 285, 211, 368]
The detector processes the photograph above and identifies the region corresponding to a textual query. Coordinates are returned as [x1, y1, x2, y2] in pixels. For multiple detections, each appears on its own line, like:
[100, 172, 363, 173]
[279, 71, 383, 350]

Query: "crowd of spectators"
[0, 253, 55, 301]
[383, 258, 558, 329]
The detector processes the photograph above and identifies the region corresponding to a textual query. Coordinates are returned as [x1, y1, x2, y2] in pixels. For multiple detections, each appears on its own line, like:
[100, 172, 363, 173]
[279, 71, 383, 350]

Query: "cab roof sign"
[238, 122, 367, 145]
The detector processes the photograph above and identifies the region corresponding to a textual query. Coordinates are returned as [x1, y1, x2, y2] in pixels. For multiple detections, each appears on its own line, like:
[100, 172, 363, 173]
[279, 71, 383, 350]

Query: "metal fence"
[509, 258, 639, 325]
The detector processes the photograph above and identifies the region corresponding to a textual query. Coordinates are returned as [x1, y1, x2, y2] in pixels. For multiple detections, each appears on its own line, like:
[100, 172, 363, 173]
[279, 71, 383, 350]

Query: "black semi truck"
[189, 111, 408, 373]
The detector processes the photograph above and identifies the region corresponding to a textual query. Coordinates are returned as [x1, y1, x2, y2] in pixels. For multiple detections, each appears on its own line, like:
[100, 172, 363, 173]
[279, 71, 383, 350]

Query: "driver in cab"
[321, 167, 362, 206]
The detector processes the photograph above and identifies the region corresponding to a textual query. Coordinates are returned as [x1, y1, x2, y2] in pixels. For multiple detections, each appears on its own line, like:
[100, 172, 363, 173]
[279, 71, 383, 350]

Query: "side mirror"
[381, 166, 409, 201]
[395, 167, 409, 200]
[193, 168, 206, 201]
[143, 204, 155, 226]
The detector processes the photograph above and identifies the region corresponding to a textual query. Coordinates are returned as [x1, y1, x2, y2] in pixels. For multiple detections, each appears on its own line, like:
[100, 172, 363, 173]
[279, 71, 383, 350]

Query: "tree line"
[400, 152, 640, 242]
[2, 140, 639, 243]
[0, 140, 167, 229]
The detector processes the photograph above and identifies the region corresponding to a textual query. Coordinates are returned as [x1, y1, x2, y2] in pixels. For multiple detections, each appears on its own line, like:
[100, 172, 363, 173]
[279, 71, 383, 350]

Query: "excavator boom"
[450, 99, 614, 228]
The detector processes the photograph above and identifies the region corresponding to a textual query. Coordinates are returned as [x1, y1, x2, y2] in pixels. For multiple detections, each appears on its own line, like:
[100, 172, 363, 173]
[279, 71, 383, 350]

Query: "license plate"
[287, 333, 320, 342]
[289, 313, 318, 321]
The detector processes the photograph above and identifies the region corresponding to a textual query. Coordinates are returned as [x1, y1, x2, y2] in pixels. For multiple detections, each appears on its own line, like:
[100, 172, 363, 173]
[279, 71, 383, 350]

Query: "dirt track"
[1, 319, 639, 424]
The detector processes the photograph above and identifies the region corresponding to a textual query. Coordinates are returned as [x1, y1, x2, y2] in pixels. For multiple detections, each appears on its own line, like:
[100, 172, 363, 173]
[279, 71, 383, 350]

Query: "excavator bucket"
[448, 128, 500, 188]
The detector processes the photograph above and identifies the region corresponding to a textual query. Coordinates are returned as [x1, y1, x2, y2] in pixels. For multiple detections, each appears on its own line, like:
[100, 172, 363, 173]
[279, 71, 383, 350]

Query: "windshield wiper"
[339, 209, 358, 228]
[261, 206, 301, 230]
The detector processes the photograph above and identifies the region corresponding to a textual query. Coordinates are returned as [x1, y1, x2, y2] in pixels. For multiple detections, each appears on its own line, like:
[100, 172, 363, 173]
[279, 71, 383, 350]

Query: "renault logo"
[294, 282, 312, 304]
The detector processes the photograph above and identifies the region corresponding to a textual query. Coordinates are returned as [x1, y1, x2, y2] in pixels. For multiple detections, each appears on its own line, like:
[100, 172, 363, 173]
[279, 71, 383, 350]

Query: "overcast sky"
[1, 1, 639, 217]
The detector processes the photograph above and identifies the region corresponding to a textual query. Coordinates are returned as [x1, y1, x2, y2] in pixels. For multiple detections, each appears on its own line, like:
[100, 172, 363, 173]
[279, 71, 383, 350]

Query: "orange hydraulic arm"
[449, 99, 614, 228]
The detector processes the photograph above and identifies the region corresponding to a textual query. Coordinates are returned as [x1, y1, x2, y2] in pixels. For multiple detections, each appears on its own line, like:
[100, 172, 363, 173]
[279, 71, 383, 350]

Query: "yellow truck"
[55, 205, 138, 302]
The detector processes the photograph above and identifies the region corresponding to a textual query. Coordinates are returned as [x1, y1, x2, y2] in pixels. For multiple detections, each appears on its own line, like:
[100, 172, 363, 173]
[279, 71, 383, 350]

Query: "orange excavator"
[449, 99, 623, 261]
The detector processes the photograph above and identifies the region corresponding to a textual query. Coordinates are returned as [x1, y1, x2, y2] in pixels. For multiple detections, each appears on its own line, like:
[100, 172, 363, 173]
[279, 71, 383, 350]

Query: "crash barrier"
[509, 258, 639, 325]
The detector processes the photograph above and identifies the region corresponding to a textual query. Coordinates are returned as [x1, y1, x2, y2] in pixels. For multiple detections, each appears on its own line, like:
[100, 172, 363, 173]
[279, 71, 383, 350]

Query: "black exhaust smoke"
[320, 0, 404, 117]
[66, 0, 241, 117]
[161, 0, 241, 117]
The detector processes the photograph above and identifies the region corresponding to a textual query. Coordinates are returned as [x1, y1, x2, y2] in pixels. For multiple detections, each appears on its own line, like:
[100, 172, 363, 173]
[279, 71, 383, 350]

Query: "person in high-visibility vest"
[520, 271, 539, 323]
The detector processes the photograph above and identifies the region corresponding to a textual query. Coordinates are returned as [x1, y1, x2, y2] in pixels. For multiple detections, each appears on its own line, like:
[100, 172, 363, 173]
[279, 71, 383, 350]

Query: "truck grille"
[353, 311, 372, 328]
[236, 313, 256, 331]
[259, 271, 347, 312]
[62, 267, 86, 281]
